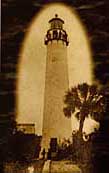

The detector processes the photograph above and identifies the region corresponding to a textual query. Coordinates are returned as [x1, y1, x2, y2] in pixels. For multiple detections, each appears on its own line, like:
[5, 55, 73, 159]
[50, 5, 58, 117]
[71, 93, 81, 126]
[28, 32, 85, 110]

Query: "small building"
[17, 123, 35, 134]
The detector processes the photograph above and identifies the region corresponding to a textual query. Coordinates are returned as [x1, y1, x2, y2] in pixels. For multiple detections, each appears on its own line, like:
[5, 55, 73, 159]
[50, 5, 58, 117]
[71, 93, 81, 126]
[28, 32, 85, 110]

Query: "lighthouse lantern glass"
[50, 20, 63, 29]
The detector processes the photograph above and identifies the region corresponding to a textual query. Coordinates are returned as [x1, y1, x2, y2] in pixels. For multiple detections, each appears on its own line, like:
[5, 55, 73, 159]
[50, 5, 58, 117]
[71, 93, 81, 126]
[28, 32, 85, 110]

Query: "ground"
[4, 159, 83, 173]
[43, 160, 82, 173]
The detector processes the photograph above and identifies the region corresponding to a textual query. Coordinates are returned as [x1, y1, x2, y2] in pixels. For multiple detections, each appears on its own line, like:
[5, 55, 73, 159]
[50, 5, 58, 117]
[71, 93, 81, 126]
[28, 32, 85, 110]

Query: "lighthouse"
[41, 14, 72, 152]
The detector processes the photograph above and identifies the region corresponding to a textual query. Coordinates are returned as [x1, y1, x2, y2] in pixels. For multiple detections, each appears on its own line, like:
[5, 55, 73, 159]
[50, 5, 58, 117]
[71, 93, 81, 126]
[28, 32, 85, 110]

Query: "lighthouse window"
[51, 22, 55, 29]
[52, 56, 57, 62]
[59, 30, 61, 39]
[51, 20, 63, 29]
[57, 21, 62, 29]
[51, 21, 57, 29]
[53, 30, 58, 39]
[47, 33, 51, 39]
[63, 33, 67, 41]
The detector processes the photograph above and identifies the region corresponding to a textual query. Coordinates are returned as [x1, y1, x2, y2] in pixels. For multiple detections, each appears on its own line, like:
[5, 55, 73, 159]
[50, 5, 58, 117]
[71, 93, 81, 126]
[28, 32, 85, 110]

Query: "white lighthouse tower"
[41, 14, 72, 152]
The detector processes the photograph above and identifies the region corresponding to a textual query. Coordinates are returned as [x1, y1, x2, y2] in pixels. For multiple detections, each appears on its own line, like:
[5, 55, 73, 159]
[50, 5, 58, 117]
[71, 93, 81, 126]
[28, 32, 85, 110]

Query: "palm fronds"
[63, 83, 105, 134]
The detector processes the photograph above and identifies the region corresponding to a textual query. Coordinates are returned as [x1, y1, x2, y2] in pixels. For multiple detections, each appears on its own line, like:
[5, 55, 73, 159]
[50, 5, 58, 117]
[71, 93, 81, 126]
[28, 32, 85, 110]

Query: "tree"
[0, 115, 17, 162]
[63, 83, 105, 138]
[63, 83, 105, 163]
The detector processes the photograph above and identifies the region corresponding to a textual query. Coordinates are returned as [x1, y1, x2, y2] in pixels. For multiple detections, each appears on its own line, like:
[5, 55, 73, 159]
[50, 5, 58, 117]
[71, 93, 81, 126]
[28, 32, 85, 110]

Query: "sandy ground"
[50, 160, 82, 173]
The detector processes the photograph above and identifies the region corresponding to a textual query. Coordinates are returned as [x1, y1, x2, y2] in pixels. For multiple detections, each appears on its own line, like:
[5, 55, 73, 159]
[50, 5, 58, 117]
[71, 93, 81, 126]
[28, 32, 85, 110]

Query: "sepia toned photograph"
[1, 0, 109, 173]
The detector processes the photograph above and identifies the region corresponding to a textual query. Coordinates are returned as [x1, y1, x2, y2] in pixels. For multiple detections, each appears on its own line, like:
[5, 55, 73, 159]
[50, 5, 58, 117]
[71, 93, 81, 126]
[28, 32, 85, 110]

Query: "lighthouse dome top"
[49, 14, 64, 29]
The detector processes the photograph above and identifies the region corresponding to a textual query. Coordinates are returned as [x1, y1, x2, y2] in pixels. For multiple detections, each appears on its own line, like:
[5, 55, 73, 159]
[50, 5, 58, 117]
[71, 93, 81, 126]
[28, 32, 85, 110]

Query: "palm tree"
[63, 83, 105, 138]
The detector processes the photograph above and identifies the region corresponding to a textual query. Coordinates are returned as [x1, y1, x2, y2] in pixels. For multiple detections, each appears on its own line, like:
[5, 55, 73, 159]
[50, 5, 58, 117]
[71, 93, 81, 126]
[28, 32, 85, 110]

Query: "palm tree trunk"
[77, 114, 85, 163]
[79, 114, 85, 136]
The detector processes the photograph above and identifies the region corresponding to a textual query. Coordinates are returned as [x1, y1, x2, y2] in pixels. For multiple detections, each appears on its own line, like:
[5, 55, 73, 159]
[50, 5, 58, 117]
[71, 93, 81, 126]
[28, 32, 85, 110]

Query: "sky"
[17, 3, 97, 135]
